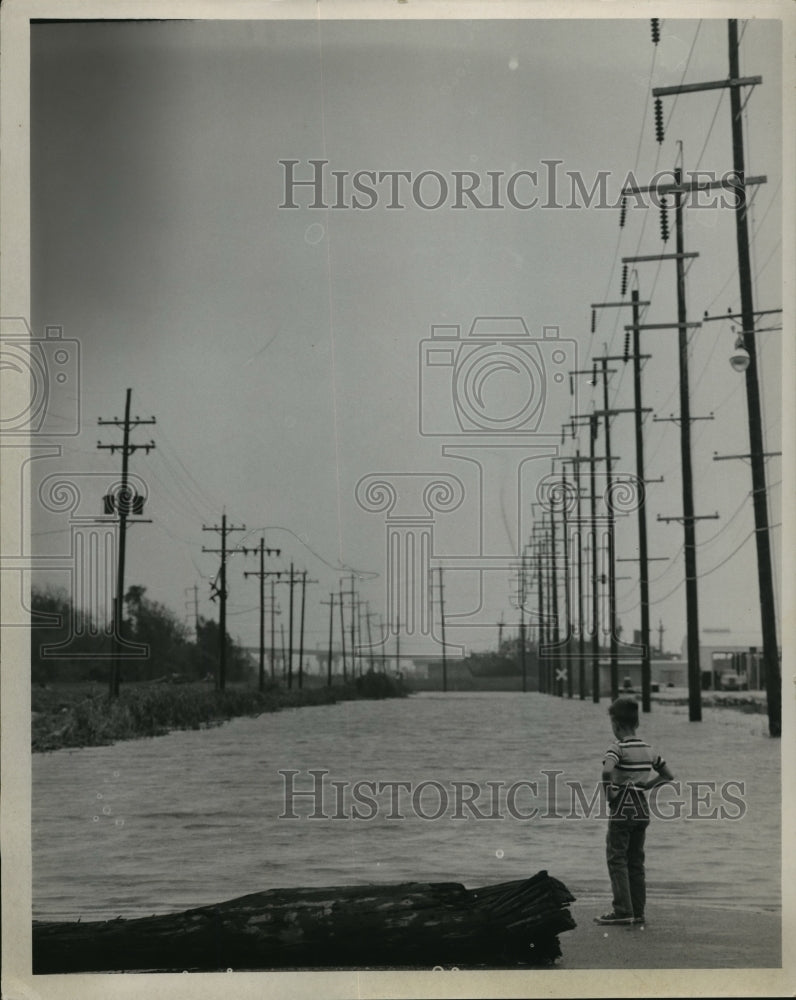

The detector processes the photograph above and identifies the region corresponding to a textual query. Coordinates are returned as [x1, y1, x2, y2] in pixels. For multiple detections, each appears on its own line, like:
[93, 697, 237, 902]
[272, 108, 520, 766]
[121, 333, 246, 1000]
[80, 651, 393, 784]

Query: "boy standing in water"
[595, 697, 674, 926]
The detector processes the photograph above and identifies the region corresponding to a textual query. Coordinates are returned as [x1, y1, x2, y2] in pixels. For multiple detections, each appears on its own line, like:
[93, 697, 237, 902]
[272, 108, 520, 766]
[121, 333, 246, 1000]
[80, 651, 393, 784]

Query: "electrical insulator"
[623, 331, 631, 362]
[654, 97, 665, 144]
[619, 195, 627, 229]
[660, 197, 670, 242]
[651, 18, 660, 45]
[621, 264, 628, 296]
[591, 309, 596, 334]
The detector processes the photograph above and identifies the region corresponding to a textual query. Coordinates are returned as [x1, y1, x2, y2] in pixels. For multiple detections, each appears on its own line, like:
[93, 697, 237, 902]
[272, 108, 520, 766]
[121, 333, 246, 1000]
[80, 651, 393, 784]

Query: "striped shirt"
[603, 736, 665, 818]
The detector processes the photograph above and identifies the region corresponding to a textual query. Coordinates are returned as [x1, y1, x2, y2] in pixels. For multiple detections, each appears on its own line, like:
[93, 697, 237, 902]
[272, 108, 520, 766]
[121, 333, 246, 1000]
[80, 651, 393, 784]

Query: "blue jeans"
[606, 818, 649, 919]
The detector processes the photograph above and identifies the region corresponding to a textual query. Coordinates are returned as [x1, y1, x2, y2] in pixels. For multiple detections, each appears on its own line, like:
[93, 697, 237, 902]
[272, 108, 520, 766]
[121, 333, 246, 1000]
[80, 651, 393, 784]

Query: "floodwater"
[32, 691, 780, 922]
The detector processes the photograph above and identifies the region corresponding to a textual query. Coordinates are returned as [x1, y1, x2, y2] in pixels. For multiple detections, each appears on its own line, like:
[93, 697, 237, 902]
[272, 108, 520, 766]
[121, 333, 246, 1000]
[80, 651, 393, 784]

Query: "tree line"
[30, 585, 252, 685]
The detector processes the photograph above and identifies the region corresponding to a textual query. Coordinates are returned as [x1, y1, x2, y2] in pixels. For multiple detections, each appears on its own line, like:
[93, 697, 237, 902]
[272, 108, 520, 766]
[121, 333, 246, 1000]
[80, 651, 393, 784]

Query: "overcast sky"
[28, 13, 784, 660]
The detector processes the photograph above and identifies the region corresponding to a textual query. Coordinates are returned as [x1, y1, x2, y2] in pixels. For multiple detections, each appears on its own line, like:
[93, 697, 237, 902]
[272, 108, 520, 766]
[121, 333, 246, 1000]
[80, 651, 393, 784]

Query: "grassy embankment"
[32, 673, 409, 753]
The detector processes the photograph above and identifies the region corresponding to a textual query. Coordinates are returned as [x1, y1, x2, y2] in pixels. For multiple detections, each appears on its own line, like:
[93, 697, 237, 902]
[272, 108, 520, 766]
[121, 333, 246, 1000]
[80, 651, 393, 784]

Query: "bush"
[32, 672, 410, 752]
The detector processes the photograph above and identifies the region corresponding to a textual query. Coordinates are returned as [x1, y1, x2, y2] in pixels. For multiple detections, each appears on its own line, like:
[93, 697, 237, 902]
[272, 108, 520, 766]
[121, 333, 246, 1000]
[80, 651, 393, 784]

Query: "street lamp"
[729, 331, 751, 373]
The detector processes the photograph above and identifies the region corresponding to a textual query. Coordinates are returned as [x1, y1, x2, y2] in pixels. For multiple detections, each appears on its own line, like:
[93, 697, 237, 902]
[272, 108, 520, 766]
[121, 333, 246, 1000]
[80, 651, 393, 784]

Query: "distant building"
[680, 628, 771, 690]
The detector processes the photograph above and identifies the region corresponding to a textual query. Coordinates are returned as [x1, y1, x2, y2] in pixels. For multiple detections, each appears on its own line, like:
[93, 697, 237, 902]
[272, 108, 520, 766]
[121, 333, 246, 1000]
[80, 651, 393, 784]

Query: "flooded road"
[33, 691, 780, 920]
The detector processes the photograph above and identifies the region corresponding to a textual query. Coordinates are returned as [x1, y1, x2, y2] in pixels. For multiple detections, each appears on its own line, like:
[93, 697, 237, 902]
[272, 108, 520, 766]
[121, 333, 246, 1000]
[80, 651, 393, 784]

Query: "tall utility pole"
[298, 570, 307, 688]
[97, 388, 156, 698]
[570, 410, 611, 703]
[338, 580, 348, 682]
[651, 22, 778, 734]
[321, 593, 336, 686]
[588, 415, 600, 704]
[556, 467, 573, 698]
[394, 613, 401, 675]
[675, 168, 701, 722]
[270, 579, 279, 679]
[363, 605, 377, 673]
[592, 355, 656, 706]
[599, 359, 618, 701]
[534, 532, 545, 694]
[562, 448, 587, 700]
[573, 361, 622, 701]
[341, 575, 358, 678]
[591, 295, 653, 709]
[279, 564, 300, 689]
[548, 510, 560, 696]
[517, 547, 528, 693]
[296, 570, 318, 689]
[631, 289, 652, 712]
[436, 567, 448, 693]
[621, 170, 720, 722]
[202, 514, 246, 692]
[726, 20, 780, 737]
[243, 538, 281, 692]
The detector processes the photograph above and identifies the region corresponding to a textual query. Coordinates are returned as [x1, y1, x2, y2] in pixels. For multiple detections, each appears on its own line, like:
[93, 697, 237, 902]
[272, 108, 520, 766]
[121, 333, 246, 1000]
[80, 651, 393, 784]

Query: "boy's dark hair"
[609, 697, 639, 728]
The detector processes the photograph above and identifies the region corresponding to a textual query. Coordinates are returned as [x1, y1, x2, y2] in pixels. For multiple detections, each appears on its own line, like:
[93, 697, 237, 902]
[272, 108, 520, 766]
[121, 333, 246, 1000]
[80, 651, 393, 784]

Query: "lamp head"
[730, 334, 750, 373]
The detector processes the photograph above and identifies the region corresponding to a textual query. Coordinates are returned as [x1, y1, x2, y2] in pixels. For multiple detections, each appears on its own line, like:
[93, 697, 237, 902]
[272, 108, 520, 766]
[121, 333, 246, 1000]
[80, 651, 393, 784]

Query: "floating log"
[32, 870, 576, 972]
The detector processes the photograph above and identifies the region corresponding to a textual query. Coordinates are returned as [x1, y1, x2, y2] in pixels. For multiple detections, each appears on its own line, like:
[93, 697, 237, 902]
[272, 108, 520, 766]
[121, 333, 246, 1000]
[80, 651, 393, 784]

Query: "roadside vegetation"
[30, 585, 409, 752]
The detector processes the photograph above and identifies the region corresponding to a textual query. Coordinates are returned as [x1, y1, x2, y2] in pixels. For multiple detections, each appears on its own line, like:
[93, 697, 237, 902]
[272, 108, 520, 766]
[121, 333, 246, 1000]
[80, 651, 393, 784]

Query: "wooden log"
[32, 870, 576, 972]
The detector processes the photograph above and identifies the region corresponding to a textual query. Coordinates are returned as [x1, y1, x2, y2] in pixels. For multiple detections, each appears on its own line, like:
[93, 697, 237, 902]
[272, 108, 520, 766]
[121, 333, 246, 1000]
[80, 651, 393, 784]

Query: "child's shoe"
[594, 912, 633, 925]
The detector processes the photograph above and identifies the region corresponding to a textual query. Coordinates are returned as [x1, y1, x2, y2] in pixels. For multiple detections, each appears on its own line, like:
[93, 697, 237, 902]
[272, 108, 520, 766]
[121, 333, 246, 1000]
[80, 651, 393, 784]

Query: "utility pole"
[533, 534, 542, 693]
[243, 538, 281, 692]
[572, 361, 621, 701]
[296, 570, 318, 689]
[321, 593, 336, 686]
[435, 567, 448, 693]
[278, 564, 300, 689]
[202, 514, 246, 692]
[726, 20, 780, 736]
[631, 289, 652, 711]
[621, 165, 727, 722]
[298, 570, 307, 689]
[338, 580, 348, 682]
[270, 578, 278, 679]
[654, 21, 779, 736]
[562, 448, 587, 700]
[363, 604, 377, 673]
[530, 521, 546, 694]
[658, 619, 665, 656]
[570, 407, 614, 703]
[547, 509, 561, 696]
[555, 466, 573, 698]
[591, 344, 656, 708]
[97, 388, 155, 698]
[343, 574, 358, 678]
[517, 548, 528, 693]
[394, 613, 401, 675]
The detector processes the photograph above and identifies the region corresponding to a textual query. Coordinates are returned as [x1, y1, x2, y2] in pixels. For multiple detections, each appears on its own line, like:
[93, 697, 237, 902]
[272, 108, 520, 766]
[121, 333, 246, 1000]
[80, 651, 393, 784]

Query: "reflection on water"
[33, 692, 780, 920]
